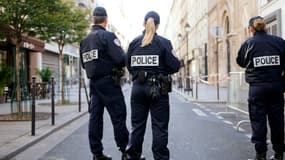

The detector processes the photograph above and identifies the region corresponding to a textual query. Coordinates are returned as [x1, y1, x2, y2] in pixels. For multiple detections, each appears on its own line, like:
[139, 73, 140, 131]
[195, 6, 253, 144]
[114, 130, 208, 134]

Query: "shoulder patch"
[114, 39, 121, 47]
[172, 49, 176, 55]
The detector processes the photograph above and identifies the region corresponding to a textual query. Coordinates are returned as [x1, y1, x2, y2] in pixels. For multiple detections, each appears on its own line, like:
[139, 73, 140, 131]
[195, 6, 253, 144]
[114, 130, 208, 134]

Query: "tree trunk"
[58, 41, 65, 104]
[15, 38, 22, 115]
[60, 49, 65, 104]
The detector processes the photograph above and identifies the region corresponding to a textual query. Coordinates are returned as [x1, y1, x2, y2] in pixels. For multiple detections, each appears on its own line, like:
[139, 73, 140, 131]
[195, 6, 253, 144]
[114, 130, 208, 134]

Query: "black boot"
[93, 153, 112, 160]
[139, 155, 145, 160]
[121, 154, 145, 160]
[121, 152, 127, 160]
[270, 152, 283, 160]
[255, 152, 266, 160]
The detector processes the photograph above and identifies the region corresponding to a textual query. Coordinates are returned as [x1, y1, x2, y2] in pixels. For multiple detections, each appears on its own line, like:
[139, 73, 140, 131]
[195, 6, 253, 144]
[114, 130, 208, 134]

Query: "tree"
[36, 67, 53, 83]
[0, 0, 59, 114]
[39, 0, 89, 103]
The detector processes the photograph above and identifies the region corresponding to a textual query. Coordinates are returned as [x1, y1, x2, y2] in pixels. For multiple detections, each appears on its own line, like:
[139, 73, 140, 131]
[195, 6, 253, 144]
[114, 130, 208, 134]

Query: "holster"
[149, 78, 161, 100]
[137, 71, 147, 84]
[112, 68, 124, 86]
[158, 74, 172, 95]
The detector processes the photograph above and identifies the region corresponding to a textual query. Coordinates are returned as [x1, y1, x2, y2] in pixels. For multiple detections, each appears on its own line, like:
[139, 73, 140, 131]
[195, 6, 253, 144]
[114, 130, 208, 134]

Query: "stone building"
[164, 0, 208, 87]
[207, 0, 258, 83]
[164, 0, 260, 86]
[259, 0, 285, 38]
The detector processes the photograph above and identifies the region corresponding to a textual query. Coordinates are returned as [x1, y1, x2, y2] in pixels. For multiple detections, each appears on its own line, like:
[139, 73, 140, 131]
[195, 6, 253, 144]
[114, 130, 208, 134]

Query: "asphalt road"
[15, 87, 257, 160]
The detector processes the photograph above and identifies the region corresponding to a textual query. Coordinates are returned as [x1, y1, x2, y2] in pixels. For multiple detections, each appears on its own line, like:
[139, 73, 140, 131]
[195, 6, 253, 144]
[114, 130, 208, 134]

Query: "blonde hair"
[253, 18, 266, 31]
[141, 18, 156, 47]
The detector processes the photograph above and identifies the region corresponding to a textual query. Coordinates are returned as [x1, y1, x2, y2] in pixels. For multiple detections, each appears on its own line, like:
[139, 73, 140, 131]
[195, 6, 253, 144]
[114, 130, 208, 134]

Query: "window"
[0, 50, 7, 65]
[267, 20, 278, 35]
[264, 9, 281, 36]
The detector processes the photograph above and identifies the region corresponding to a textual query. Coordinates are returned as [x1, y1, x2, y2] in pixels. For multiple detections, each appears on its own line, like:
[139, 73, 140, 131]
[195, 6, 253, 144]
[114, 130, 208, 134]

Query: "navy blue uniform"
[125, 34, 180, 160]
[80, 25, 129, 156]
[236, 31, 285, 154]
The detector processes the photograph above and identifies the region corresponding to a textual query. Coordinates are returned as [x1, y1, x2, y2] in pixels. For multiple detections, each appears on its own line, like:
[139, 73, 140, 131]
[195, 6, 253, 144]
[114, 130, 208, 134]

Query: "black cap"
[93, 6, 107, 17]
[144, 11, 160, 25]
[249, 16, 263, 27]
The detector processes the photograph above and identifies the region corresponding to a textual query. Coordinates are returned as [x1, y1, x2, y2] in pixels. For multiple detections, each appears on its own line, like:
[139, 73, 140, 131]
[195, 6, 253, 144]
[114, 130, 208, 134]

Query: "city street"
[14, 87, 256, 160]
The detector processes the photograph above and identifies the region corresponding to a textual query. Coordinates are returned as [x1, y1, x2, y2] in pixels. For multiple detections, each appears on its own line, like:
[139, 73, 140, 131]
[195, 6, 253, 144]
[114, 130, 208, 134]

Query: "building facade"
[164, 0, 259, 86]
[164, 0, 189, 84]
[259, 0, 285, 38]
[164, 0, 209, 86]
[207, 0, 258, 83]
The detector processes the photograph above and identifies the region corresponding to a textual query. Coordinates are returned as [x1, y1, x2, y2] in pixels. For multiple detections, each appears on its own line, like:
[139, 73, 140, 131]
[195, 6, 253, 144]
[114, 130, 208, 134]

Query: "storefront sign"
[23, 42, 35, 50]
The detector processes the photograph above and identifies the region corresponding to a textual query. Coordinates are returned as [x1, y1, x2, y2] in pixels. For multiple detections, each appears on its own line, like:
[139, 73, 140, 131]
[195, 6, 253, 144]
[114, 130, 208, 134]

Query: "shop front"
[0, 35, 44, 102]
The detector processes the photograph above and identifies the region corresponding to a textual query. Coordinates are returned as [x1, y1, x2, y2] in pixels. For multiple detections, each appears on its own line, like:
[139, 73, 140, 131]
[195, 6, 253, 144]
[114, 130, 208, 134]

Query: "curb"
[173, 89, 226, 103]
[0, 110, 88, 160]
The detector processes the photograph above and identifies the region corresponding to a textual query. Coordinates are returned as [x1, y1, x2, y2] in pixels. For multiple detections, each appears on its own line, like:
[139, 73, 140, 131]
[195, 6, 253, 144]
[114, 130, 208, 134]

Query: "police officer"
[125, 11, 180, 160]
[80, 7, 129, 160]
[236, 16, 285, 160]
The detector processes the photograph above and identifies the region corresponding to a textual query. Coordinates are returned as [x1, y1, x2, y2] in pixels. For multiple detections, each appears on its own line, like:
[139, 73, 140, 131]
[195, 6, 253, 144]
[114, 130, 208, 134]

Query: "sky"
[96, 0, 173, 42]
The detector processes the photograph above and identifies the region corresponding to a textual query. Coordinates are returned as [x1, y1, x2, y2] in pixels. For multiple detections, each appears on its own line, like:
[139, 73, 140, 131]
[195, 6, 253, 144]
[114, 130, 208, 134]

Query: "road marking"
[194, 103, 206, 108]
[205, 108, 211, 112]
[223, 120, 233, 125]
[210, 112, 216, 115]
[192, 108, 207, 117]
[245, 134, 251, 139]
[233, 126, 246, 132]
[216, 116, 224, 120]
[194, 103, 201, 106]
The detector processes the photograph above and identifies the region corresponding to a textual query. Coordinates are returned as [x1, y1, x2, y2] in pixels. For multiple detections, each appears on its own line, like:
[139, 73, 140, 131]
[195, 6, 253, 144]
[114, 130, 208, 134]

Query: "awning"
[8, 36, 45, 52]
[0, 25, 45, 52]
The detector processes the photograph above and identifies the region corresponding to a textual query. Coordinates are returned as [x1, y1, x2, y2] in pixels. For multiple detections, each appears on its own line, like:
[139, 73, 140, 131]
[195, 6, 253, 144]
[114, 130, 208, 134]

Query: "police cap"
[144, 11, 160, 25]
[93, 6, 107, 17]
[249, 16, 263, 27]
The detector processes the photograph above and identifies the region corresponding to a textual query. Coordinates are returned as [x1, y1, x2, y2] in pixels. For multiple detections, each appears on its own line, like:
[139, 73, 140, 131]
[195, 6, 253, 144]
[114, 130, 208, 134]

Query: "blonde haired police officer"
[124, 11, 180, 160]
[236, 16, 285, 160]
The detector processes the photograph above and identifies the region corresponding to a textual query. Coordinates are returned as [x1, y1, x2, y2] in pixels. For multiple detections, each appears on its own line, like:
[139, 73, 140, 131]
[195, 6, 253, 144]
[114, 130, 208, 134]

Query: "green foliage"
[39, 0, 90, 45]
[0, 0, 60, 38]
[36, 67, 53, 83]
[0, 65, 12, 96]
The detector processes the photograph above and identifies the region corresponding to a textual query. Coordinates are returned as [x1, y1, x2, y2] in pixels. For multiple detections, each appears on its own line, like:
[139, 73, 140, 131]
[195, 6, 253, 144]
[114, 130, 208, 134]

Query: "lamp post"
[215, 26, 221, 101]
[177, 33, 183, 89]
[209, 26, 223, 101]
[184, 23, 192, 96]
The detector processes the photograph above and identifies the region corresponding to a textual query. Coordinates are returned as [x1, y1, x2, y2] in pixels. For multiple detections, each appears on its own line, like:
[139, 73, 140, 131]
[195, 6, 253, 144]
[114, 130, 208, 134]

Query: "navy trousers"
[88, 77, 129, 155]
[248, 82, 284, 153]
[126, 81, 170, 160]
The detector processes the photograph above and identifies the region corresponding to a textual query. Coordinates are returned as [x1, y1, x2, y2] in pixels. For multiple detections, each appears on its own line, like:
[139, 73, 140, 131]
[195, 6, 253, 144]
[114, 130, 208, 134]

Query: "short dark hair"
[93, 16, 106, 24]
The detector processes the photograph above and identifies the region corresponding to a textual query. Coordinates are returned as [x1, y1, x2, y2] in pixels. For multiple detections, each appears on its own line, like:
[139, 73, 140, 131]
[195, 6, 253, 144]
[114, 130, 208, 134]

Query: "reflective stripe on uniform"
[131, 55, 159, 67]
[253, 55, 280, 67]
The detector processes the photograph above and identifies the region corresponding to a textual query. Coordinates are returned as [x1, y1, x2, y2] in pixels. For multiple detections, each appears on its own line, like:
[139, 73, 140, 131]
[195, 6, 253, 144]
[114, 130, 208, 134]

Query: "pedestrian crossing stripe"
[131, 55, 159, 67]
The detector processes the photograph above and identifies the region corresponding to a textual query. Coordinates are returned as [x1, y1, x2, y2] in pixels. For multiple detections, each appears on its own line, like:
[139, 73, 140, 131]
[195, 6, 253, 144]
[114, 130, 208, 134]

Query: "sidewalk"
[173, 83, 228, 103]
[0, 88, 89, 160]
[0, 84, 132, 160]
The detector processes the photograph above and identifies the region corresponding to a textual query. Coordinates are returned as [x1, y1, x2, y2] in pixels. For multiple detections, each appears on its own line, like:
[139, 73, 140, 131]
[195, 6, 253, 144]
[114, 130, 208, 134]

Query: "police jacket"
[127, 33, 180, 77]
[80, 25, 125, 79]
[236, 31, 285, 84]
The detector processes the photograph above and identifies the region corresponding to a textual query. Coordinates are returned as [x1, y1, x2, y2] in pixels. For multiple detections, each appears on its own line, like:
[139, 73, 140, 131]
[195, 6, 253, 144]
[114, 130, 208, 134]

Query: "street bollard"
[195, 76, 199, 100]
[177, 77, 183, 89]
[31, 77, 36, 136]
[78, 62, 82, 113]
[184, 76, 192, 95]
[51, 77, 55, 125]
[190, 77, 194, 97]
